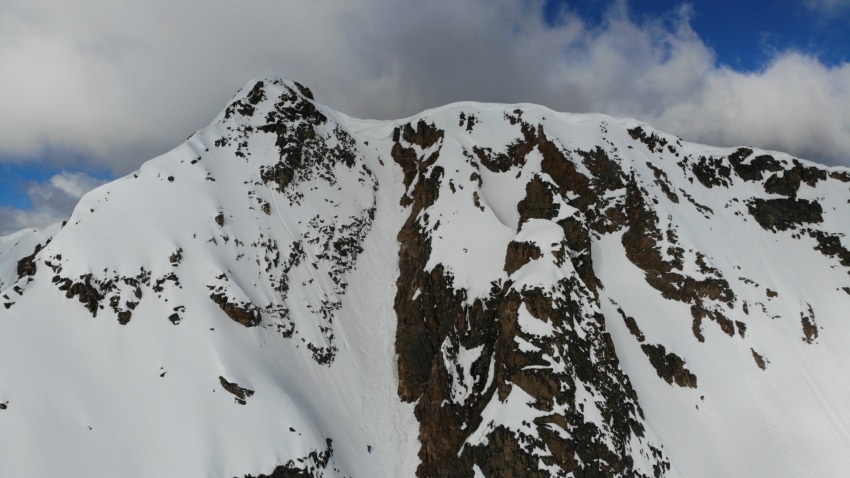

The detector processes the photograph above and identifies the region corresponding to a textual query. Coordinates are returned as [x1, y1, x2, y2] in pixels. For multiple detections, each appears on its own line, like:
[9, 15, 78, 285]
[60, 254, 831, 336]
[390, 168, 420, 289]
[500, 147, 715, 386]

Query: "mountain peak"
[2, 78, 850, 477]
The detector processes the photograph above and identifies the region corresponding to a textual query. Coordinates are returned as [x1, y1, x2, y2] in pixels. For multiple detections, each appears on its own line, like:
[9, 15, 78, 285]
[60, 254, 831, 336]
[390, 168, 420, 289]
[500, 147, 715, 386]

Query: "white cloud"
[0, 172, 107, 235]
[652, 54, 850, 163]
[805, 0, 850, 16]
[0, 0, 848, 174]
[47, 171, 104, 198]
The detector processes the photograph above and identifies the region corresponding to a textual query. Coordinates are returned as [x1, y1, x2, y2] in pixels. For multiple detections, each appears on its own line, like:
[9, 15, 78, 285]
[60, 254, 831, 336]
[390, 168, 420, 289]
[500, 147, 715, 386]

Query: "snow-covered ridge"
[2, 77, 850, 477]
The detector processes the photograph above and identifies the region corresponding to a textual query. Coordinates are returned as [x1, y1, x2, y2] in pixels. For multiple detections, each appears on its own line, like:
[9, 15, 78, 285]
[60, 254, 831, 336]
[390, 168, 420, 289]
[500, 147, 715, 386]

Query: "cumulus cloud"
[0, 0, 848, 174]
[0, 172, 107, 235]
[805, 0, 850, 16]
[652, 54, 850, 163]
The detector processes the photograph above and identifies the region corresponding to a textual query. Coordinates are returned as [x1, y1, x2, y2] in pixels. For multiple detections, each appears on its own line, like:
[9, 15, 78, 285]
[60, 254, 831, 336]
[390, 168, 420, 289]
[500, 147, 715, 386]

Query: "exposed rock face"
[16, 244, 43, 279]
[393, 119, 669, 477]
[640, 344, 698, 388]
[237, 439, 335, 478]
[219, 376, 255, 404]
[503, 241, 542, 275]
[751, 349, 768, 370]
[748, 198, 823, 231]
[210, 291, 262, 327]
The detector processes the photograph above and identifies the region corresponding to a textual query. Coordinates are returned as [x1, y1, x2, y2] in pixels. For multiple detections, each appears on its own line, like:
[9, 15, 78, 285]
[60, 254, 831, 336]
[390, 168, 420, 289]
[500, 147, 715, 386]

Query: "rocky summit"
[2, 78, 850, 477]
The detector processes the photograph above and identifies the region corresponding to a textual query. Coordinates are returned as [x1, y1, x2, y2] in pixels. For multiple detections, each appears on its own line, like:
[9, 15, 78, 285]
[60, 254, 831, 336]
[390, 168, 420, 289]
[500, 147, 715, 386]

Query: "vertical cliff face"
[391, 118, 667, 477]
[2, 78, 850, 478]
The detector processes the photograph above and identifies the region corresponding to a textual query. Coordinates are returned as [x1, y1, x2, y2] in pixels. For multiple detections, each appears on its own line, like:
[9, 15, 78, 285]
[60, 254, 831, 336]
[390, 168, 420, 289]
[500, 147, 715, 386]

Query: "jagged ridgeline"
[2, 78, 850, 478]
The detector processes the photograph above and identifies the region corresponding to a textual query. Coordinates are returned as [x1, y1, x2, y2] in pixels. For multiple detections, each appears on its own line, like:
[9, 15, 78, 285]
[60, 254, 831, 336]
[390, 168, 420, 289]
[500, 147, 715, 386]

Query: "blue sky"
[0, 164, 46, 210]
[546, 0, 849, 69]
[1, 0, 849, 234]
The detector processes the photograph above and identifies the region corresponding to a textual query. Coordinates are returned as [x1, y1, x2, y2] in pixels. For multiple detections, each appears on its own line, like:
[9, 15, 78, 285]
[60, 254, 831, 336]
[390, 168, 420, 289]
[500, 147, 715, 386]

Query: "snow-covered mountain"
[2, 77, 850, 477]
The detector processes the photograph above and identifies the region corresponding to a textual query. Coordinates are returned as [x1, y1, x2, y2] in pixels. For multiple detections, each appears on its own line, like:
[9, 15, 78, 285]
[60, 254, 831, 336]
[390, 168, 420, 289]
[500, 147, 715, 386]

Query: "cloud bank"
[0, 0, 848, 177]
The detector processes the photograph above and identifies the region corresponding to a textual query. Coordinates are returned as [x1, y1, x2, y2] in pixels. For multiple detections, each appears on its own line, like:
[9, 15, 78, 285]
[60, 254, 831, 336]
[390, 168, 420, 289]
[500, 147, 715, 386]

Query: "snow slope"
[0, 79, 419, 477]
[2, 77, 850, 477]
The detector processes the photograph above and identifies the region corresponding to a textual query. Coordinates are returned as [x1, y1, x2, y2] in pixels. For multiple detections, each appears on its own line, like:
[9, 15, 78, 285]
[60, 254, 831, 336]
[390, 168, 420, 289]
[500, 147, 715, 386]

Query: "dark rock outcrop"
[16, 244, 43, 279]
[210, 292, 261, 327]
[238, 439, 334, 478]
[219, 376, 255, 405]
[640, 344, 698, 388]
[748, 198, 823, 231]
